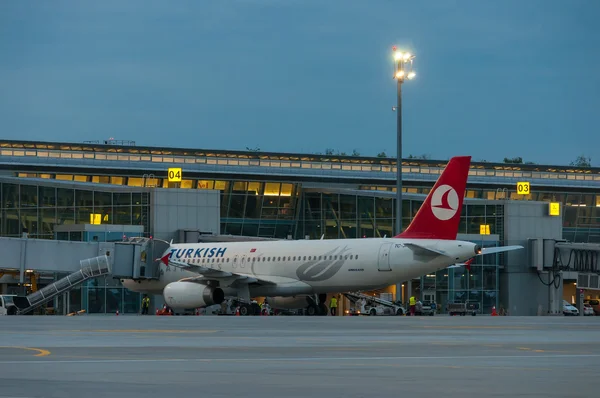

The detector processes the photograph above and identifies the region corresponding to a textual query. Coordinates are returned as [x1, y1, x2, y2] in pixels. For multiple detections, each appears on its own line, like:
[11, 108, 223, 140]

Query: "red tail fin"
[396, 156, 471, 240]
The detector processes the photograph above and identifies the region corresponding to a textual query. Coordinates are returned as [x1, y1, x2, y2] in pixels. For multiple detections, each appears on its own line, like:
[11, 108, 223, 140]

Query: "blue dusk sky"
[1, 0, 599, 166]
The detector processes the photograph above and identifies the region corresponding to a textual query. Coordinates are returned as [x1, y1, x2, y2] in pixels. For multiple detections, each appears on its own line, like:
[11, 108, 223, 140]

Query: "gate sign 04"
[168, 168, 182, 182]
[516, 181, 530, 195]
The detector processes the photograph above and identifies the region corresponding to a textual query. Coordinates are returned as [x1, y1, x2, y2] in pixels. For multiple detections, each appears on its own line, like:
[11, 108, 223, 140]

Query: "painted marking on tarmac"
[419, 326, 534, 330]
[296, 338, 332, 342]
[81, 329, 219, 334]
[516, 347, 576, 354]
[1, 353, 600, 365]
[325, 347, 373, 351]
[343, 363, 555, 372]
[0, 346, 51, 357]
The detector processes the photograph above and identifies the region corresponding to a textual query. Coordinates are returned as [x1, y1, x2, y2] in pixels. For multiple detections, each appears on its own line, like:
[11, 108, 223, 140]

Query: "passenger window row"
[186, 254, 359, 264]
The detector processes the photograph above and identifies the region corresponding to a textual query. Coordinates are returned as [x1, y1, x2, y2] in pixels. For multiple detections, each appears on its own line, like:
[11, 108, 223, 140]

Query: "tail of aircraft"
[396, 156, 471, 240]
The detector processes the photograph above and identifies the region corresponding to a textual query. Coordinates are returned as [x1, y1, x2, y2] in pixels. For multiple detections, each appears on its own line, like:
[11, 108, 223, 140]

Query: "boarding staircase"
[12, 255, 111, 315]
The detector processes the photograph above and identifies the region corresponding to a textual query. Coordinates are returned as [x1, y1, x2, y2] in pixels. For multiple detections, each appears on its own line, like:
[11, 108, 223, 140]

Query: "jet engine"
[163, 282, 225, 308]
[266, 296, 311, 310]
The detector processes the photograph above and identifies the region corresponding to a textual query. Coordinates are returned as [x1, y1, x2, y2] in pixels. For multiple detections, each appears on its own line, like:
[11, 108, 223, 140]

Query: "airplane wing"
[160, 255, 277, 287]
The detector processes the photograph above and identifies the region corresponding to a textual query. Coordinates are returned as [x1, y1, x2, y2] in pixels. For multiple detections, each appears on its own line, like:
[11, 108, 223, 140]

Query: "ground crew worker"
[409, 295, 416, 316]
[141, 294, 150, 315]
[330, 295, 338, 316]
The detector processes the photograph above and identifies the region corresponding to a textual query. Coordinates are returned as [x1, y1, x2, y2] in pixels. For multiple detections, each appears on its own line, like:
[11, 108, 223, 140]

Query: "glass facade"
[360, 184, 600, 243]
[420, 240, 501, 315]
[10, 173, 600, 243]
[0, 181, 150, 239]
[218, 180, 300, 239]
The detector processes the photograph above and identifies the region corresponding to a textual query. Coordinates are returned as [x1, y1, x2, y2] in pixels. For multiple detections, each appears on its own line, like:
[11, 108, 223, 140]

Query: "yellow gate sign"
[516, 181, 530, 195]
[549, 202, 560, 216]
[168, 168, 182, 182]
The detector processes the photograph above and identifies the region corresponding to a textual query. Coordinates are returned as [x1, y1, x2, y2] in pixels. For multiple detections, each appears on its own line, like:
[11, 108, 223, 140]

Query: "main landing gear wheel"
[306, 303, 319, 316]
[239, 304, 251, 316]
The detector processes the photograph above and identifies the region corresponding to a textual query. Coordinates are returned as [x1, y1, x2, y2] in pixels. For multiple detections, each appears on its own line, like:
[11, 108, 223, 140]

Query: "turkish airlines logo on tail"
[430, 184, 459, 221]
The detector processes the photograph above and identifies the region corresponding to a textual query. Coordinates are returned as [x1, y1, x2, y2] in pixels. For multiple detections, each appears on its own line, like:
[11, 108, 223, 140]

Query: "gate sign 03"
[168, 168, 182, 182]
[516, 181, 530, 195]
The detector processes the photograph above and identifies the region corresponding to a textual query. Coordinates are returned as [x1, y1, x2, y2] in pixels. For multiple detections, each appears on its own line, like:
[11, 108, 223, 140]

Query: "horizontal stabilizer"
[449, 245, 524, 271]
[404, 243, 450, 258]
[479, 245, 524, 255]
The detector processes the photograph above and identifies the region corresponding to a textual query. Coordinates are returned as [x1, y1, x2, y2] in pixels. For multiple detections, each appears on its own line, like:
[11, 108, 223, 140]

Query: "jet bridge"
[111, 237, 170, 280]
[11, 255, 111, 315]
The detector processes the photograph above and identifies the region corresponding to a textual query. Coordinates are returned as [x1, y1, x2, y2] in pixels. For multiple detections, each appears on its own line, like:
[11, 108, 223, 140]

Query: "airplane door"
[377, 243, 392, 271]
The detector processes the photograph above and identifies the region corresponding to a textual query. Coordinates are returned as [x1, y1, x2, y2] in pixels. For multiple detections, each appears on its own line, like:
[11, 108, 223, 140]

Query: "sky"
[1, 0, 599, 166]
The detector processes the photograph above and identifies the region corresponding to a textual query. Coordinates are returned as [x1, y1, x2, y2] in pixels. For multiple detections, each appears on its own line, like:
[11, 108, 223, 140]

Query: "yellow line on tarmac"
[0, 346, 51, 357]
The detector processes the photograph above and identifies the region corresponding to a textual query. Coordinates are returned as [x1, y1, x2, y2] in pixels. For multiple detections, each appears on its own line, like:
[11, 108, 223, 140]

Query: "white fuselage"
[122, 238, 478, 298]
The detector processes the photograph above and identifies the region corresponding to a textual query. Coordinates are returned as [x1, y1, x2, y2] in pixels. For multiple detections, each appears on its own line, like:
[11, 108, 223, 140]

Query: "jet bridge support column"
[548, 272, 559, 315]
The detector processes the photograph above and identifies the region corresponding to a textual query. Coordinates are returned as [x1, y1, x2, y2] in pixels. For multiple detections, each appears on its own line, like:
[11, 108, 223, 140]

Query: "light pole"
[391, 46, 415, 235]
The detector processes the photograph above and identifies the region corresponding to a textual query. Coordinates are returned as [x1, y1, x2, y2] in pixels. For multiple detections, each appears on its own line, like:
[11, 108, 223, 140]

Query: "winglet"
[396, 156, 471, 240]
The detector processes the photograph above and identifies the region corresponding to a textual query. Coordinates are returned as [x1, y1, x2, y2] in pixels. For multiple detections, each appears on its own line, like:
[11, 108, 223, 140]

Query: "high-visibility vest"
[409, 297, 416, 305]
[330, 298, 338, 308]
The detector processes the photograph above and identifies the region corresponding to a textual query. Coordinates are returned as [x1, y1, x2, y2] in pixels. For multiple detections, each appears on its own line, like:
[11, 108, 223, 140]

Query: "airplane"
[121, 155, 523, 316]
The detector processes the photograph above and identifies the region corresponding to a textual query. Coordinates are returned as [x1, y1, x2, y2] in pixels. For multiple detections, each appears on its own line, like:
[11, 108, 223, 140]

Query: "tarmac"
[0, 315, 599, 397]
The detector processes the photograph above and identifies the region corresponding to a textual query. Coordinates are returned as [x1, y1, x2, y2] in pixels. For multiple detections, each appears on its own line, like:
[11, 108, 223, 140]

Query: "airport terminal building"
[0, 139, 599, 316]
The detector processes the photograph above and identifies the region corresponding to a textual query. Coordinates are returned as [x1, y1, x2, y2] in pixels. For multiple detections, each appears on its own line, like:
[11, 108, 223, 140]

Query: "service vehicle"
[447, 301, 480, 316]
[0, 295, 18, 315]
